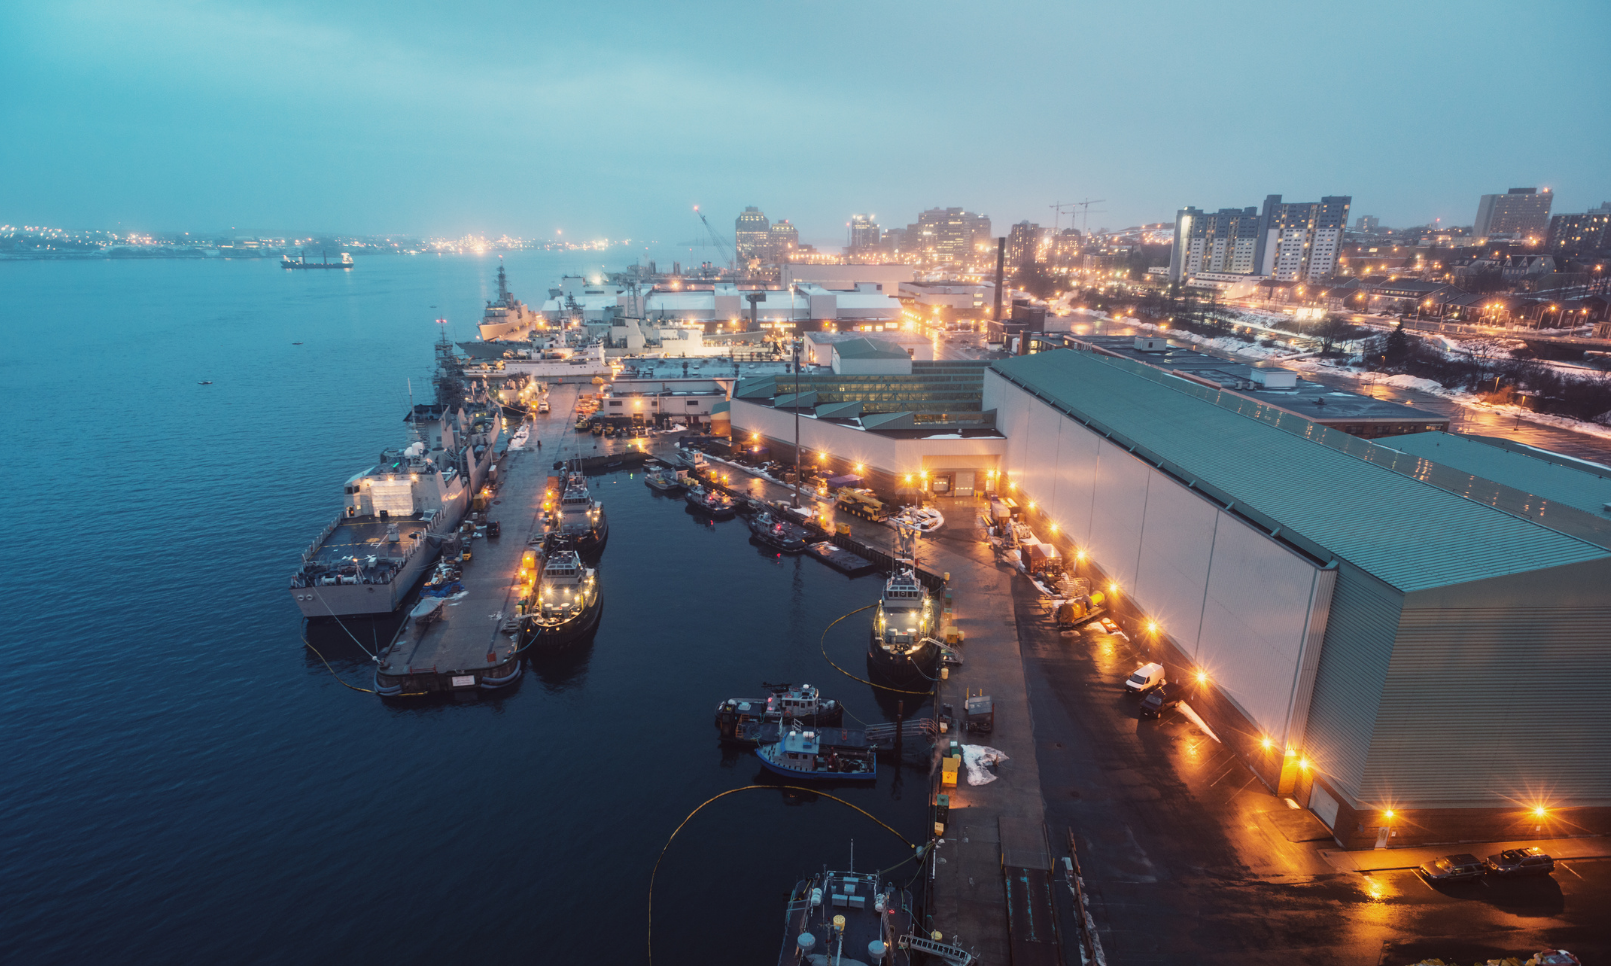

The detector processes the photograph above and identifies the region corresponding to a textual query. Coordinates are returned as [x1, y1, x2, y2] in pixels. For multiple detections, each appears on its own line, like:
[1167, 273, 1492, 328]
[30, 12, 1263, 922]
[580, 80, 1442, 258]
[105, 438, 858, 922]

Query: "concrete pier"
[376, 385, 580, 695]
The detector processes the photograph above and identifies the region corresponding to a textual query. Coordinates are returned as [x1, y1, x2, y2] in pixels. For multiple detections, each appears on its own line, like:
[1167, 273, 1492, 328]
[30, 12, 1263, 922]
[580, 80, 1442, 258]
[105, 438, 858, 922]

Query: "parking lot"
[1014, 576, 1611, 965]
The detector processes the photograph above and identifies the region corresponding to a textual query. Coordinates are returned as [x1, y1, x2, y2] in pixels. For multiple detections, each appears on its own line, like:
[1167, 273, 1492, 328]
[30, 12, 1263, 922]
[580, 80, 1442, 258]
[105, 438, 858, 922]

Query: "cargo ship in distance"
[289, 400, 502, 619]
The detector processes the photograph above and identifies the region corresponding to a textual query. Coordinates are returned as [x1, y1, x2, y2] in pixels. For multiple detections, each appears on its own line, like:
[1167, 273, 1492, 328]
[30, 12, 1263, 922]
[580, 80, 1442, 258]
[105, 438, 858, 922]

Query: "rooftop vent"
[1248, 367, 1298, 390]
[1133, 336, 1168, 353]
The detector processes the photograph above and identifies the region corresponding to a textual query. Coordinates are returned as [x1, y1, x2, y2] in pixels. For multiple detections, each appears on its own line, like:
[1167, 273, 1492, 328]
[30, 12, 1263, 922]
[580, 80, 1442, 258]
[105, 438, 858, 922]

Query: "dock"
[374, 387, 579, 695]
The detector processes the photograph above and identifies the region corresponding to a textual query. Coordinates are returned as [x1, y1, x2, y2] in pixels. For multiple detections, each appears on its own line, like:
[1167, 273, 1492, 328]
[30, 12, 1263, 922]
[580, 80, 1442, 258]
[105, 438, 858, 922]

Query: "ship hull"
[866, 634, 940, 691]
[755, 747, 876, 782]
[525, 596, 602, 648]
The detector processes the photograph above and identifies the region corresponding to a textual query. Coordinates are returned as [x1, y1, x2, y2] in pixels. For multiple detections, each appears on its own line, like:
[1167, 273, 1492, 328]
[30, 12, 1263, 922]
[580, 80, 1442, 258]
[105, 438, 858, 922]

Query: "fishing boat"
[545, 466, 608, 559]
[684, 484, 736, 519]
[866, 526, 939, 689]
[756, 728, 876, 782]
[777, 866, 918, 966]
[715, 683, 843, 742]
[746, 509, 809, 554]
[523, 547, 601, 646]
[644, 465, 686, 494]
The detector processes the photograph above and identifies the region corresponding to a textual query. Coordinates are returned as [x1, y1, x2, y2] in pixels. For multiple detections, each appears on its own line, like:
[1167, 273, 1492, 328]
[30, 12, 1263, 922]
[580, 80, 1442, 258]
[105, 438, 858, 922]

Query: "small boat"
[523, 548, 601, 646]
[409, 596, 446, 626]
[715, 682, 843, 742]
[644, 466, 686, 494]
[544, 467, 608, 559]
[867, 527, 939, 689]
[756, 727, 876, 781]
[777, 866, 918, 966]
[677, 448, 709, 472]
[198, 380, 213, 385]
[746, 510, 808, 554]
[685, 484, 736, 520]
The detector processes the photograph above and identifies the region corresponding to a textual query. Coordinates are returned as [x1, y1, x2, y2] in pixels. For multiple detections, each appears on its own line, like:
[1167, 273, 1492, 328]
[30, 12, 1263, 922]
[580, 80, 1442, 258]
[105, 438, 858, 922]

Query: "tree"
[1383, 320, 1411, 366]
[1313, 314, 1361, 357]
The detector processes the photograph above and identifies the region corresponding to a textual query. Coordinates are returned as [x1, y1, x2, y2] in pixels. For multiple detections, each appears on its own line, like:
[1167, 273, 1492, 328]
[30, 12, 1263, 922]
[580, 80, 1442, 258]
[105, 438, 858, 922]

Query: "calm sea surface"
[2, 253, 927, 964]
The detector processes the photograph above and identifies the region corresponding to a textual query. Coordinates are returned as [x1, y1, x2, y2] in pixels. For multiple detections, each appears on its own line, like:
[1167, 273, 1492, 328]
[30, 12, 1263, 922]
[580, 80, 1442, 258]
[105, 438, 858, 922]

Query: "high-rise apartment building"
[850, 215, 880, 252]
[735, 207, 770, 262]
[1172, 207, 1262, 278]
[1472, 188, 1553, 239]
[1264, 195, 1350, 281]
[1355, 215, 1380, 232]
[1546, 203, 1611, 257]
[1005, 221, 1044, 268]
[1168, 194, 1350, 282]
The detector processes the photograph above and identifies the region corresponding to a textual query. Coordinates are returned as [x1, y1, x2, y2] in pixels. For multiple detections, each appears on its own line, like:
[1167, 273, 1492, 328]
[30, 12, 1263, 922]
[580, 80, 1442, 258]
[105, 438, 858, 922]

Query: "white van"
[1125, 663, 1165, 694]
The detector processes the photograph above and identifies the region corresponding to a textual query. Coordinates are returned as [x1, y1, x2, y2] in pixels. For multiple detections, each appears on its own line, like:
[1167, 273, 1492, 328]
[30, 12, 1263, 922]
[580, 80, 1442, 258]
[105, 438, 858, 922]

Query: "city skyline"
[4, 0, 1609, 249]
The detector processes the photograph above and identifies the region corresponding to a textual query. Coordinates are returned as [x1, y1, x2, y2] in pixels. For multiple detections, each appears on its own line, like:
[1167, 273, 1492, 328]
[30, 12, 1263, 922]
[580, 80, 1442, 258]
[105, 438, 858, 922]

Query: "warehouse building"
[730, 360, 1005, 498]
[985, 347, 1611, 847]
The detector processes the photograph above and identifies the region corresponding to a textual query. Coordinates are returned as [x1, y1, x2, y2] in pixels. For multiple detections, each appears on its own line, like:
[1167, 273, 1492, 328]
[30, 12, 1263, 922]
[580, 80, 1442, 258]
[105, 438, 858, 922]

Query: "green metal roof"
[1385, 432, 1611, 518]
[990, 349, 1611, 593]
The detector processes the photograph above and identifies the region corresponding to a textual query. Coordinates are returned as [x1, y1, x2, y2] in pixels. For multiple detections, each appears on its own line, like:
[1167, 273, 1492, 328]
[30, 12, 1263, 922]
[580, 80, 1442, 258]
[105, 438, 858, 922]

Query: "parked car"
[1417, 853, 1486, 883]
[1485, 847, 1555, 877]
[1138, 683, 1182, 719]
[1125, 662, 1165, 694]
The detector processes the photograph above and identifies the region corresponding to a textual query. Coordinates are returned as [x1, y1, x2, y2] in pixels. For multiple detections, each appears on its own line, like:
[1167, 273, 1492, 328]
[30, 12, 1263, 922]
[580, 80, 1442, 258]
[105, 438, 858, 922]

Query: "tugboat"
[524, 545, 601, 646]
[685, 484, 736, 519]
[777, 865, 918, 966]
[546, 465, 608, 559]
[644, 465, 686, 494]
[715, 683, 843, 743]
[747, 509, 809, 554]
[866, 526, 939, 689]
[756, 727, 876, 782]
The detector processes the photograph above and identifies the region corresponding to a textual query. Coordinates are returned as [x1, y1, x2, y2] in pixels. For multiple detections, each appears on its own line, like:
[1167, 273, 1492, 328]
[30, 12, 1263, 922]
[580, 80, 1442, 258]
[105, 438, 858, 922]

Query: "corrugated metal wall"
[1361, 558, 1611, 809]
[991, 376, 1329, 747]
[1301, 565, 1402, 806]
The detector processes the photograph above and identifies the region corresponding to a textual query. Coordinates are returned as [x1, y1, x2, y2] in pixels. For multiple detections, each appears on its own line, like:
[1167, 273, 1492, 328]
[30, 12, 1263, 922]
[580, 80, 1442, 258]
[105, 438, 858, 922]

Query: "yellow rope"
[302, 640, 377, 694]
[820, 603, 935, 696]
[648, 784, 915, 965]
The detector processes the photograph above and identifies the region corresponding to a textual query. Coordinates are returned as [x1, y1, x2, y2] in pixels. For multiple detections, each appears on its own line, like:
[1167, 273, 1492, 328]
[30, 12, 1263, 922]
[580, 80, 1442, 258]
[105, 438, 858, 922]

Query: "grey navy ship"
[289, 389, 502, 619]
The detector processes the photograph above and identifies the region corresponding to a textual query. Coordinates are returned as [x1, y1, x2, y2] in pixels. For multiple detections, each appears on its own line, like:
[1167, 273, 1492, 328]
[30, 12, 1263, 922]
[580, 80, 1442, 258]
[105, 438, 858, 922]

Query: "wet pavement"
[1016, 574, 1611, 964]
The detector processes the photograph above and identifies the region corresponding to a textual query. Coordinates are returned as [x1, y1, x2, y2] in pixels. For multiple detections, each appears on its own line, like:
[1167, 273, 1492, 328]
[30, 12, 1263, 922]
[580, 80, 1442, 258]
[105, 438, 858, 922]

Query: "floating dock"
[373, 419, 550, 696]
[805, 540, 877, 576]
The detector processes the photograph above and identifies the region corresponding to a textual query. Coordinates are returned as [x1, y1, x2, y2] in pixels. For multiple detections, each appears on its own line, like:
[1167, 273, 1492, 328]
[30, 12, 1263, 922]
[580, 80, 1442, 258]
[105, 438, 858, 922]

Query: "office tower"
[735, 206, 770, 262]
[767, 220, 799, 261]
[850, 215, 880, 252]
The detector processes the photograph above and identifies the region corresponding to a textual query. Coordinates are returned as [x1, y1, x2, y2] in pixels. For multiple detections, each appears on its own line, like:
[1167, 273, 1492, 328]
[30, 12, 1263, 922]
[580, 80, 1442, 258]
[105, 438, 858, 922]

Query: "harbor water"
[2, 253, 930, 963]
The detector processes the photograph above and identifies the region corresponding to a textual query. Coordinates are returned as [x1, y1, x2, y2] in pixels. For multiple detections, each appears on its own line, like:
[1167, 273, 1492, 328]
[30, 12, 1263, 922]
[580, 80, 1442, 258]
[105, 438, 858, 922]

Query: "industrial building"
[729, 360, 1004, 498]
[985, 347, 1611, 847]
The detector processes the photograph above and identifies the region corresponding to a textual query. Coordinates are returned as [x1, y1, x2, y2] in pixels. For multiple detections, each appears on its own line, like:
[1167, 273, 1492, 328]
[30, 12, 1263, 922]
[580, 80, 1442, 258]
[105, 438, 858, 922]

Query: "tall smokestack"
[991, 237, 1006, 326]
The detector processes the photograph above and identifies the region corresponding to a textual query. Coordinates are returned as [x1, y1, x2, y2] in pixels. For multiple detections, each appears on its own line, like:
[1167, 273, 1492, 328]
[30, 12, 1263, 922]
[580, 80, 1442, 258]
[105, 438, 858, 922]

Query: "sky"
[4, 0, 1609, 254]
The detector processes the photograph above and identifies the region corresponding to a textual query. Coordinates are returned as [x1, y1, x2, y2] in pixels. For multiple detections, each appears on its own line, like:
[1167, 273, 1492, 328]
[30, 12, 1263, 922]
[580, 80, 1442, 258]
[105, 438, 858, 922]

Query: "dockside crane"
[693, 206, 736, 271]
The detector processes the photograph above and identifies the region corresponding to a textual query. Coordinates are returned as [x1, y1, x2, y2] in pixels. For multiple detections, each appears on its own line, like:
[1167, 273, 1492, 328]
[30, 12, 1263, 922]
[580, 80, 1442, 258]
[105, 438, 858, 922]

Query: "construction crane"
[693, 206, 736, 271]
[1050, 198, 1106, 235]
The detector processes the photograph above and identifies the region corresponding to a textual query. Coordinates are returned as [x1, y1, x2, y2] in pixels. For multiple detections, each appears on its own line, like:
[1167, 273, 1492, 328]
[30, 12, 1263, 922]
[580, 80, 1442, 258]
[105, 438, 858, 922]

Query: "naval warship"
[289, 385, 502, 619]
